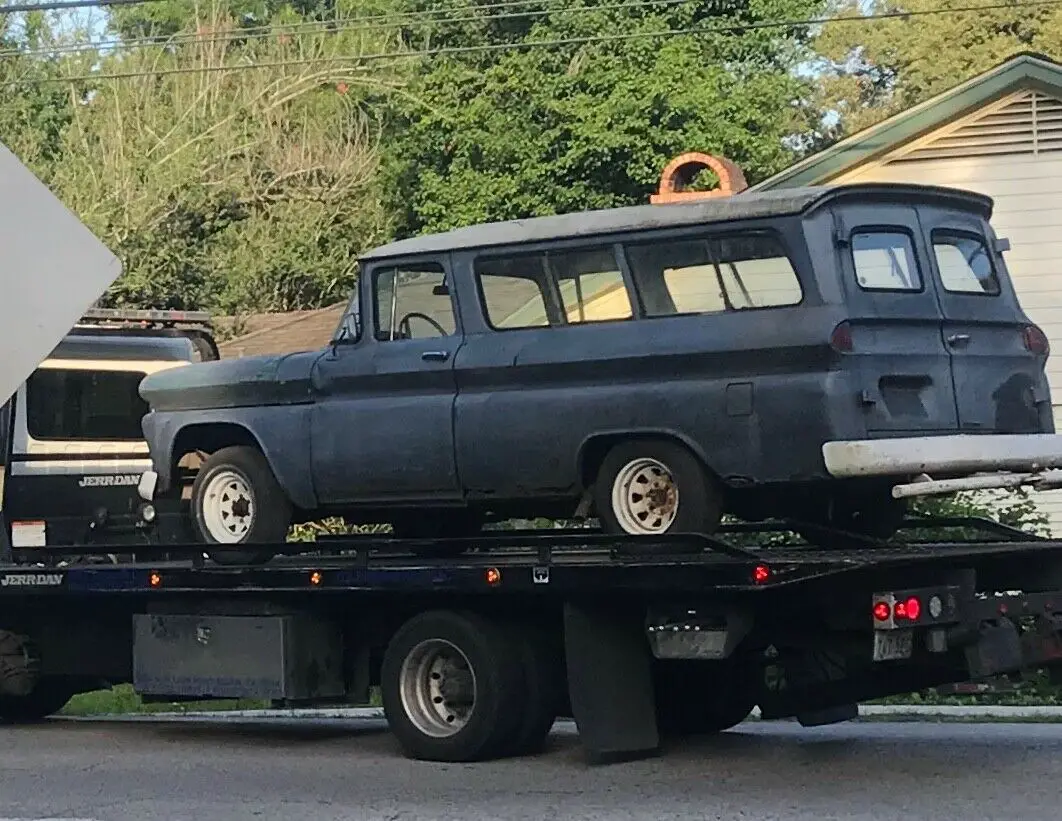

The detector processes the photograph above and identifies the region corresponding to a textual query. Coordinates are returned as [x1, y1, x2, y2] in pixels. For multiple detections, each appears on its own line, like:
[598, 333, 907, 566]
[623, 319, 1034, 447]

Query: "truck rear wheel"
[381, 610, 526, 762]
[190, 445, 291, 565]
[0, 678, 76, 723]
[595, 440, 722, 536]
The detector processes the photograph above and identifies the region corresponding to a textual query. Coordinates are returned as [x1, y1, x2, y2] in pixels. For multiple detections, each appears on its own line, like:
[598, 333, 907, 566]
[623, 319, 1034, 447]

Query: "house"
[754, 52, 1062, 532]
[215, 303, 347, 358]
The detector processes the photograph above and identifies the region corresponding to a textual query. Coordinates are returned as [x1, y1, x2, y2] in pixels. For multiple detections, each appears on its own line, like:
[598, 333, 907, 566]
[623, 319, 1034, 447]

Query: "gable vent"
[892, 91, 1062, 163]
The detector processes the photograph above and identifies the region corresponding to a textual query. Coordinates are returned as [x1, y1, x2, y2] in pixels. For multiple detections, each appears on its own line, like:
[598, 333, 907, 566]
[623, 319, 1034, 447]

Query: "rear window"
[851, 231, 922, 292]
[623, 232, 802, 317]
[26, 368, 148, 441]
[475, 246, 632, 330]
[932, 231, 1001, 295]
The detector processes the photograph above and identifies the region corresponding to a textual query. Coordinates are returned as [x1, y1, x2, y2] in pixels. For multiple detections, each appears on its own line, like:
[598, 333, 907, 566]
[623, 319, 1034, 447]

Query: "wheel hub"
[400, 639, 477, 738]
[611, 457, 681, 534]
[202, 469, 256, 543]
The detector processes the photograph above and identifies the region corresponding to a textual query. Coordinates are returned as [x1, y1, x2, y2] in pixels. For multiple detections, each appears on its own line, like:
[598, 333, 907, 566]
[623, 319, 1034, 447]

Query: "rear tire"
[500, 624, 564, 757]
[594, 439, 722, 536]
[0, 678, 76, 723]
[381, 610, 526, 762]
[190, 446, 291, 565]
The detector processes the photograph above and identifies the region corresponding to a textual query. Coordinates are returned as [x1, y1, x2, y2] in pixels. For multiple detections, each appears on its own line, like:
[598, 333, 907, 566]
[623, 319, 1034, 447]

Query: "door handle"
[946, 333, 971, 347]
[421, 350, 450, 362]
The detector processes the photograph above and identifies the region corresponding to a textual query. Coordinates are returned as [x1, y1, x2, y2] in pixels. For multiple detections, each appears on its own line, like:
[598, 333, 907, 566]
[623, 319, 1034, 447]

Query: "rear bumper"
[823, 433, 1062, 478]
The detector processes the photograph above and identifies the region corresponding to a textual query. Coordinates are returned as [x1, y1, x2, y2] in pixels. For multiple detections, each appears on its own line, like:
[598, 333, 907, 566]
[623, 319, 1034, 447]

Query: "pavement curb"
[73, 704, 1062, 721]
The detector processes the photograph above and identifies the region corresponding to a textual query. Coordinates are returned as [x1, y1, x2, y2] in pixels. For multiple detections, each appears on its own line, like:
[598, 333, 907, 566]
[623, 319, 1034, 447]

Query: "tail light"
[1022, 324, 1050, 355]
[830, 321, 854, 353]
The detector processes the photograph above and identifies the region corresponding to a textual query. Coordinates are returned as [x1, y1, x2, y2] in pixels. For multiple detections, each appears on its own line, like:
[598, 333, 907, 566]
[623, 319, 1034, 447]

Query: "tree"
[44, 3, 410, 312]
[811, 0, 1062, 135]
[382, 0, 832, 237]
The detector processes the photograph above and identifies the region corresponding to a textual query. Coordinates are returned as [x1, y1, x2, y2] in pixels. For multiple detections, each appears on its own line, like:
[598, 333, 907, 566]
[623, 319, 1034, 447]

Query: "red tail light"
[1022, 324, 1050, 355]
[830, 321, 854, 353]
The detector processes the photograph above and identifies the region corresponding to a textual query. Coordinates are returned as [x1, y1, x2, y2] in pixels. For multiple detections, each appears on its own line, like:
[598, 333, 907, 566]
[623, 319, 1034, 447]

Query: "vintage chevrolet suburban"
[137, 182, 1062, 561]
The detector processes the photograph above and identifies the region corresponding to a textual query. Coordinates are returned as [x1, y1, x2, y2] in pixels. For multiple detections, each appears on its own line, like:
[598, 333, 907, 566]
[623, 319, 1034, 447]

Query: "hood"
[139, 352, 316, 412]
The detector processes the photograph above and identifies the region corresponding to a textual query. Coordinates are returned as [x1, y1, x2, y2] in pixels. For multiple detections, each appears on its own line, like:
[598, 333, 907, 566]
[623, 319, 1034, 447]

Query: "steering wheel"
[397, 311, 448, 339]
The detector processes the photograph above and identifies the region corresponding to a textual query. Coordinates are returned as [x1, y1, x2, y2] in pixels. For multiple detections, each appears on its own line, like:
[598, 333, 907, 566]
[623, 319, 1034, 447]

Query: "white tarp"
[0, 141, 122, 403]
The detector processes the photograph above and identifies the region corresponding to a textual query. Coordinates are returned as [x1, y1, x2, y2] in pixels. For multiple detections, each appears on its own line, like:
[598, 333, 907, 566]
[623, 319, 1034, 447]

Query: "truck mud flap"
[563, 602, 659, 764]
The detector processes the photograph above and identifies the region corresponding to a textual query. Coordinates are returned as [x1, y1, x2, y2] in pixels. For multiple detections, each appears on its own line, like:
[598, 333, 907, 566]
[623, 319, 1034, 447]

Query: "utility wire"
[3, 0, 1056, 83]
[0, 0, 696, 61]
[0, 0, 167, 14]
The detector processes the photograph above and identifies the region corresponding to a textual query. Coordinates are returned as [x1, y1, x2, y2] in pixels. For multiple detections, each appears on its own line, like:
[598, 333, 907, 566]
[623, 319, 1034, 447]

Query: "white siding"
[832, 90, 1062, 534]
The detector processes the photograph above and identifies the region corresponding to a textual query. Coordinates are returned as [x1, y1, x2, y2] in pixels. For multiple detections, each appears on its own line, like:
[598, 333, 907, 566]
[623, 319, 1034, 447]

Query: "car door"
[834, 203, 960, 435]
[309, 258, 463, 505]
[917, 205, 1052, 434]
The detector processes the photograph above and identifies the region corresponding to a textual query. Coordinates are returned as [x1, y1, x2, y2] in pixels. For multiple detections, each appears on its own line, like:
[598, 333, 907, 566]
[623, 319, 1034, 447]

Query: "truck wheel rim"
[399, 638, 477, 738]
[201, 469, 255, 543]
[611, 457, 679, 534]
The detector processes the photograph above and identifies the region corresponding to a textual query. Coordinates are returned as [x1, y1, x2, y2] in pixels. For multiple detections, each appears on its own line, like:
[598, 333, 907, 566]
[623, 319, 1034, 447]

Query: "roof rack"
[75, 307, 213, 329]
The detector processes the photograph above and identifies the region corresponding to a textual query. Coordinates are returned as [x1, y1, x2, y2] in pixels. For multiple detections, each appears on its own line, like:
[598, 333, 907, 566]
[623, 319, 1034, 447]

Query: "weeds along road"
[0, 716, 1056, 821]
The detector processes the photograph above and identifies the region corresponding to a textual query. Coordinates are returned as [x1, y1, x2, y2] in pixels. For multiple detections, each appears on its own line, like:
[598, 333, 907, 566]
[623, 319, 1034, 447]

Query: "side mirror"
[433, 283, 450, 296]
[994, 237, 1011, 253]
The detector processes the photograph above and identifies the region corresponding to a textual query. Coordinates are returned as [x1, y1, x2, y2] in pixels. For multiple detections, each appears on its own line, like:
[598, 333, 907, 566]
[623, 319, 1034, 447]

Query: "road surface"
[0, 716, 1056, 820]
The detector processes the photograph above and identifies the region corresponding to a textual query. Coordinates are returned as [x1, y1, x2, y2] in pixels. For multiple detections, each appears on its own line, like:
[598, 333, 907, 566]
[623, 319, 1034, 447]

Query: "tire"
[381, 610, 526, 762]
[594, 439, 723, 536]
[0, 678, 76, 723]
[499, 624, 563, 757]
[653, 658, 759, 738]
[190, 445, 292, 565]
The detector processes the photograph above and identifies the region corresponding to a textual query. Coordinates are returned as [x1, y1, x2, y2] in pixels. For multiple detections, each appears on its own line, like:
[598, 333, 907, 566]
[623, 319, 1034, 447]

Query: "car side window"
[851, 231, 922, 292]
[475, 246, 631, 330]
[373, 262, 456, 341]
[26, 368, 149, 441]
[932, 231, 1001, 295]
[624, 231, 801, 317]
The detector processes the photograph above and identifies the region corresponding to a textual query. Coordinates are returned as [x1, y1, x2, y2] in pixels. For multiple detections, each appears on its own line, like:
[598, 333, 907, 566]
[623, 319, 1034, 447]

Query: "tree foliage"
[382, 0, 831, 237]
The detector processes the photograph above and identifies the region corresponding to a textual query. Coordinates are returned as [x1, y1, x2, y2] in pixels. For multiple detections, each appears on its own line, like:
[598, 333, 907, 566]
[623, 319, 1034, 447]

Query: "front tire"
[594, 440, 722, 536]
[190, 446, 291, 565]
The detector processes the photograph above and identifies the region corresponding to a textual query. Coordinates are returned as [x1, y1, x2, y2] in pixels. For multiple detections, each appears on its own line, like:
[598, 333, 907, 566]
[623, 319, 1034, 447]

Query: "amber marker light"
[149, 572, 162, 588]
[485, 568, 502, 586]
[310, 571, 323, 586]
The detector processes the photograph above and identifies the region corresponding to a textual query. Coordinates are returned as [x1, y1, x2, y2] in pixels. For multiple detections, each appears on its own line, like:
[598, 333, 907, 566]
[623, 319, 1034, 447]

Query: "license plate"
[873, 629, 914, 661]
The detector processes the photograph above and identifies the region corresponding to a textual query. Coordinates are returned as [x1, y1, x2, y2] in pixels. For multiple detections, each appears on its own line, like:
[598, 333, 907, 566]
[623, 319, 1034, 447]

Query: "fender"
[142, 406, 318, 510]
[574, 427, 714, 488]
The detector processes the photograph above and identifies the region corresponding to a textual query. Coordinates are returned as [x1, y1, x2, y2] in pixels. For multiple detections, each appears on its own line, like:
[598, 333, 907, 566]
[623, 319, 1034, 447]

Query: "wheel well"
[171, 423, 263, 475]
[578, 432, 715, 489]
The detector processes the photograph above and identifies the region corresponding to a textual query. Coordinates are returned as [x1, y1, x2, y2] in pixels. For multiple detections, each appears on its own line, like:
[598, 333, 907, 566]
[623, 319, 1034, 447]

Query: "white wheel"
[200, 469, 255, 543]
[610, 456, 680, 534]
[399, 638, 477, 738]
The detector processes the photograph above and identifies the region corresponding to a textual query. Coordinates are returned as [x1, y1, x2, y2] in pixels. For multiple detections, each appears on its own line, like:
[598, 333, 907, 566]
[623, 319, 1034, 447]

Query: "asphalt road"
[1, 716, 1058, 821]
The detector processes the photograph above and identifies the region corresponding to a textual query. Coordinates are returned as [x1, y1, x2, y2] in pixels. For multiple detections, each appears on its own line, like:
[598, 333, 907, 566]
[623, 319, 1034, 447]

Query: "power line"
[7, 0, 1057, 83]
[0, 0, 695, 62]
[0, 0, 167, 15]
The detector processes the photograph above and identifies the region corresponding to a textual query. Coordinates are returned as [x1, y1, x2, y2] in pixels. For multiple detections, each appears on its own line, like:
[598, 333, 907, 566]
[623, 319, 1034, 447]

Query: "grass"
[59, 684, 383, 717]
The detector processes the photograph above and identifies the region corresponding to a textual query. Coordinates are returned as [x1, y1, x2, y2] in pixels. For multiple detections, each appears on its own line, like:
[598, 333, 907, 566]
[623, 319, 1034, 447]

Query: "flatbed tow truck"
[4, 143, 1062, 766]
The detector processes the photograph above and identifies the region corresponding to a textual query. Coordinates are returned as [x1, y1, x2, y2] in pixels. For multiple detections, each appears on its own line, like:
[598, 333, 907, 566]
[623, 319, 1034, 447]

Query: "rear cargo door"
[919, 207, 1049, 433]
[836, 204, 959, 434]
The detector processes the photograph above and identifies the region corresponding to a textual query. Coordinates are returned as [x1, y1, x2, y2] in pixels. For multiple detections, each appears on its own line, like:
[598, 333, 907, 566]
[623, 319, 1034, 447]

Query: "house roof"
[216, 302, 345, 358]
[752, 52, 1062, 191]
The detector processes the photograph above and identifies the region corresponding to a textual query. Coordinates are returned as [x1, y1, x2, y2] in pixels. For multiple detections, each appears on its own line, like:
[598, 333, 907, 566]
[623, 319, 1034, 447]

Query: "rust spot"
[650, 152, 748, 204]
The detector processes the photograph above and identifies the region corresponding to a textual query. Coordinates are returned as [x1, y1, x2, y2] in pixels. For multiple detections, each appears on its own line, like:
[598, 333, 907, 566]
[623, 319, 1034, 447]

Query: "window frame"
[930, 228, 1001, 297]
[849, 227, 926, 294]
[620, 227, 805, 319]
[331, 277, 363, 345]
[23, 364, 152, 443]
[473, 242, 636, 332]
[369, 258, 457, 342]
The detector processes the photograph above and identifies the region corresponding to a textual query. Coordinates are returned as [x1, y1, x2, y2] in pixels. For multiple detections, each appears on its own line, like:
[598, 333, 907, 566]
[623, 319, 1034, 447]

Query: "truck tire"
[190, 445, 291, 565]
[0, 678, 76, 723]
[653, 658, 759, 738]
[594, 440, 723, 536]
[500, 624, 564, 757]
[381, 610, 526, 762]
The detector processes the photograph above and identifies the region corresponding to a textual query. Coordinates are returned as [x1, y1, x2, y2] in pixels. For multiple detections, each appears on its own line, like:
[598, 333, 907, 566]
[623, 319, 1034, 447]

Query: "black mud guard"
[563, 601, 659, 764]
